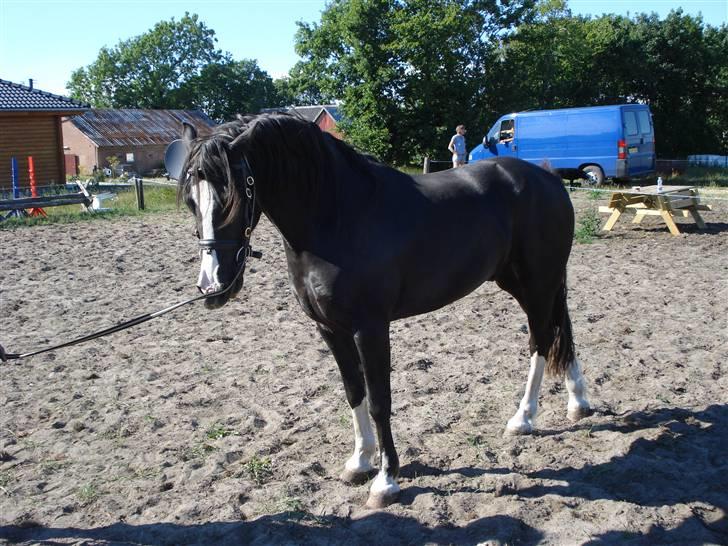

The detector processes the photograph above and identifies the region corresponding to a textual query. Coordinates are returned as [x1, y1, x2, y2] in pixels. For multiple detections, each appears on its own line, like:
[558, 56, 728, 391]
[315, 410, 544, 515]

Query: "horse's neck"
[255, 160, 372, 252]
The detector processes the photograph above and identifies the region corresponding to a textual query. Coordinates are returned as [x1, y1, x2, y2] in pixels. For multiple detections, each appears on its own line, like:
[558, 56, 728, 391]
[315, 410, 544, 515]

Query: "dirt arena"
[1, 191, 727, 545]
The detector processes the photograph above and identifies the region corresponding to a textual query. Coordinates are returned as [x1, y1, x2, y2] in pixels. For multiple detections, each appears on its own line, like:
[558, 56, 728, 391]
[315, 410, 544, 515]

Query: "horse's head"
[174, 122, 260, 309]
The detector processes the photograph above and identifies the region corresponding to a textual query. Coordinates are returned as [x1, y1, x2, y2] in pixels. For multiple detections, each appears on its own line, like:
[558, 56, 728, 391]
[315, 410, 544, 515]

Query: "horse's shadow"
[0, 512, 543, 546]
[3, 405, 726, 545]
[394, 404, 728, 544]
[520, 404, 728, 543]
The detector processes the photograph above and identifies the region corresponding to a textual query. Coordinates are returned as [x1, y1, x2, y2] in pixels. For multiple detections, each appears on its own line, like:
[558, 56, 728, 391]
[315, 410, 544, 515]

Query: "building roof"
[67, 109, 216, 147]
[0, 78, 88, 112]
[291, 105, 342, 123]
[281, 105, 342, 123]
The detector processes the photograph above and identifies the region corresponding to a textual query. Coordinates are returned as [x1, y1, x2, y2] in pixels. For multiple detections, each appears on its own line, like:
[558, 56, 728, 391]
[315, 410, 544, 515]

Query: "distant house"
[264, 105, 343, 139]
[62, 109, 216, 176]
[0, 78, 88, 192]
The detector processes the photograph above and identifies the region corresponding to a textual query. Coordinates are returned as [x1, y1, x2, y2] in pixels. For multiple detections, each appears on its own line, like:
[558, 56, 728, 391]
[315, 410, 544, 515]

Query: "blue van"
[468, 104, 655, 184]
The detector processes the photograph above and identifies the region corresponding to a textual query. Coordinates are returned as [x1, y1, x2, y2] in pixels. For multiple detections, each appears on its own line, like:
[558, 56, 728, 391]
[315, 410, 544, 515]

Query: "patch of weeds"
[656, 394, 671, 404]
[77, 484, 100, 505]
[181, 442, 217, 461]
[574, 208, 602, 244]
[130, 466, 160, 480]
[466, 434, 485, 447]
[278, 495, 304, 513]
[39, 459, 69, 474]
[587, 189, 602, 200]
[338, 412, 350, 428]
[206, 423, 235, 440]
[143, 415, 163, 430]
[244, 456, 273, 485]
[0, 471, 11, 487]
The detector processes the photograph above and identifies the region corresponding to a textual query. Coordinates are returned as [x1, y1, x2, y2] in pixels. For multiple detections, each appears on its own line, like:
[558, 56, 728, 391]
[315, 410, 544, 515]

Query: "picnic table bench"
[599, 185, 712, 236]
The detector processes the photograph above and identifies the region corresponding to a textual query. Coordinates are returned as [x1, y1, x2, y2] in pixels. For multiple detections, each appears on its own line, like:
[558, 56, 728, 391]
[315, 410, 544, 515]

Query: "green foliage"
[206, 423, 234, 440]
[0, 186, 178, 231]
[68, 13, 221, 108]
[574, 207, 602, 244]
[494, 6, 728, 158]
[292, 0, 537, 164]
[293, 0, 727, 162]
[244, 456, 273, 485]
[179, 58, 281, 122]
[68, 13, 286, 121]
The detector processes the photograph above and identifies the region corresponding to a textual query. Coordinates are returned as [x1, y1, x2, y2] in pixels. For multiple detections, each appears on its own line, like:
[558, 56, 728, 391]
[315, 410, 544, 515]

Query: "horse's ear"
[182, 122, 197, 142]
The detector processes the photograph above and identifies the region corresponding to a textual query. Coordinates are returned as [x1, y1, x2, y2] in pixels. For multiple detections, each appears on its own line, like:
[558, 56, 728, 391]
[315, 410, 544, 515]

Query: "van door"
[622, 108, 654, 175]
[492, 118, 516, 157]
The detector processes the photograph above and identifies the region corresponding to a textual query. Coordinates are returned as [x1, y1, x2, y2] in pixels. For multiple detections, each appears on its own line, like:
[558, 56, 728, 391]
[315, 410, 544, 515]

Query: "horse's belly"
[393, 253, 501, 319]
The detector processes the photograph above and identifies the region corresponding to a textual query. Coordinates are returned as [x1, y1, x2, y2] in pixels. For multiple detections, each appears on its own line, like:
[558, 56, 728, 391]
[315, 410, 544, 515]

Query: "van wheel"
[582, 165, 604, 186]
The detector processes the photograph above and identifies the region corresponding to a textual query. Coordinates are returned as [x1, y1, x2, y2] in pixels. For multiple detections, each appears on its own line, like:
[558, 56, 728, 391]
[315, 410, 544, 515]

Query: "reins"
[0, 158, 261, 364]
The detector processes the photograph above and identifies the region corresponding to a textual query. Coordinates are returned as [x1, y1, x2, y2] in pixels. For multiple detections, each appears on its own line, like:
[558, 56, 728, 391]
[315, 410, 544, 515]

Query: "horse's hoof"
[567, 404, 593, 422]
[365, 490, 400, 509]
[340, 468, 376, 485]
[504, 419, 533, 436]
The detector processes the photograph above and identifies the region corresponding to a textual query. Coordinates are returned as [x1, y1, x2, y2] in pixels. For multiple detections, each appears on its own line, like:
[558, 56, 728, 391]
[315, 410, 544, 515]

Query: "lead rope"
[0, 163, 260, 364]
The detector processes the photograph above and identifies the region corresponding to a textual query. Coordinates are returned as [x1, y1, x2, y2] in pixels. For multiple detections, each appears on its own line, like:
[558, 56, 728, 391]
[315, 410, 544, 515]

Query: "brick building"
[62, 109, 215, 176]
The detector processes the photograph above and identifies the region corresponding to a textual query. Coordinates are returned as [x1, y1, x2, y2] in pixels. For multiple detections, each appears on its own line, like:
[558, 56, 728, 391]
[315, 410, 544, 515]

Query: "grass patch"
[667, 166, 728, 187]
[0, 184, 179, 230]
[574, 203, 602, 244]
[244, 456, 273, 485]
[76, 483, 100, 504]
[574, 209, 602, 244]
[206, 423, 235, 440]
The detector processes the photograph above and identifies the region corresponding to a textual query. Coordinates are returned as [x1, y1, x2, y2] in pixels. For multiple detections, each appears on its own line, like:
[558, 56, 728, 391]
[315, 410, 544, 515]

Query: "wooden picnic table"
[599, 185, 712, 236]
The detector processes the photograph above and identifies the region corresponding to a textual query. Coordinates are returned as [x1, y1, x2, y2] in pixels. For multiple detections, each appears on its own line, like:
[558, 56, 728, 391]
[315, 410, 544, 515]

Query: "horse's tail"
[546, 274, 575, 377]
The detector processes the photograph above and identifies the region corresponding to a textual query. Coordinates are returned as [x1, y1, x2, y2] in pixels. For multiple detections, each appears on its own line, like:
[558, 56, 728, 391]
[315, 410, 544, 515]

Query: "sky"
[0, 0, 726, 97]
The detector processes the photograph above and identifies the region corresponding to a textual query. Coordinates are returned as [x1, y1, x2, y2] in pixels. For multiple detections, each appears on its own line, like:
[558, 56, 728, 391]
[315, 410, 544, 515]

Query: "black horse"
[174, 113, 591, 508]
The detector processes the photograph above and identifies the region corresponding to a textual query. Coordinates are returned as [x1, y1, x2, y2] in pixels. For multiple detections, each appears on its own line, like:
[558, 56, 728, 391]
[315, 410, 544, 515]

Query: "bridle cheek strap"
[196, 158, 261, 291]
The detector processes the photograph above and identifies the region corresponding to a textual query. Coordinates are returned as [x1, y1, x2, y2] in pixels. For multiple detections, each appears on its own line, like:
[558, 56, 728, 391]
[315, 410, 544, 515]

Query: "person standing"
[448, 125, 467, 168]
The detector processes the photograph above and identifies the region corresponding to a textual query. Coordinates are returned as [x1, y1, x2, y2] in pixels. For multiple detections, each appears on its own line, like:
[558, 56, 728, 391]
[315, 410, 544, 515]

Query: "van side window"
[499, 119, 515, 142]
[637, 110, 652, 135]
[624, 112, 639, 136]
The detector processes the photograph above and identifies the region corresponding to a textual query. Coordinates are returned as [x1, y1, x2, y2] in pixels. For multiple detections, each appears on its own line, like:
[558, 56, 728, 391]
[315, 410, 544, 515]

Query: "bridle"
[195, 157, 262, 288]
[0, 158, 262, 363]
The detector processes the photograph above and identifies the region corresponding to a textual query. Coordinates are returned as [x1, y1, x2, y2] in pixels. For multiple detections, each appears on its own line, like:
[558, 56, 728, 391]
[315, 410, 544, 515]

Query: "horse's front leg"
[353, 324, 400, 509]
[317, 325, 377, 484]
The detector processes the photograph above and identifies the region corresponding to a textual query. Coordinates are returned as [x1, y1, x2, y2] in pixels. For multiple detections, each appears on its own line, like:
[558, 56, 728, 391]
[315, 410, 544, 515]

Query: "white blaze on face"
[194, 179, 222, 293]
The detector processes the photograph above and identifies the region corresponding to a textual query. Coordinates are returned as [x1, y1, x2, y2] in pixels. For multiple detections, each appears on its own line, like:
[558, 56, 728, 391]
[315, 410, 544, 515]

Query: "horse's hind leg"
[495, 270, 546, 435]
[317, 325, 377, 485]
[498, 268, 591, 434]
[566, 359, 590, 421]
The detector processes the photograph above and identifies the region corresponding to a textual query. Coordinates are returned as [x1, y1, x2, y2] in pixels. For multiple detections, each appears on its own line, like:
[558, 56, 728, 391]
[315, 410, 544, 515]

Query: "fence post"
[134, 176, 145, 210]
[11, 157, 19, 198]
[423, 156, 430, 174]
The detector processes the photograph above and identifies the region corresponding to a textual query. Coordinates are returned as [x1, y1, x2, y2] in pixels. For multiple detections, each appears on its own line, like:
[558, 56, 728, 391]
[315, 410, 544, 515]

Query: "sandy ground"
[1, 190, 727, 545]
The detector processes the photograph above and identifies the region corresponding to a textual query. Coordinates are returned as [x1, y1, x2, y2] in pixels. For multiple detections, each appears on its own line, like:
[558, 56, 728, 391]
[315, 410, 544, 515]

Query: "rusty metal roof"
[68, 109, 216, 147]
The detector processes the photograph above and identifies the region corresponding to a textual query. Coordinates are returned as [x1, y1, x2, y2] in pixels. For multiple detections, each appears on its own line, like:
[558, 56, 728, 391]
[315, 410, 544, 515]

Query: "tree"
[293, 0, 537, 164]
[68, 13, 221, 109]
[178, 58, 281, 122]
[491, 6, 728, 157]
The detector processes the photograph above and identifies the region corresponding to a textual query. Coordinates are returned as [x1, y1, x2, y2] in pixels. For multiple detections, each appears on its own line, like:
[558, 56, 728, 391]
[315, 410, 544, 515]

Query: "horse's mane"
[180, 112, 379, 226]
